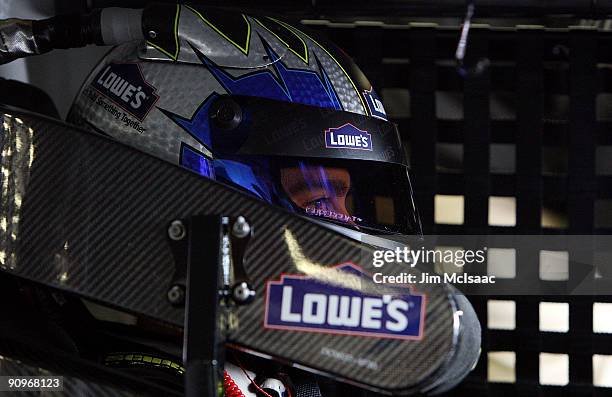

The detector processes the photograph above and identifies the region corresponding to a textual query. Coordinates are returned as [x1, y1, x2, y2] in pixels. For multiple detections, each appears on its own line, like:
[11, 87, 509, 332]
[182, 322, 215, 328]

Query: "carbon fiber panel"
[0, 110, 453, 394]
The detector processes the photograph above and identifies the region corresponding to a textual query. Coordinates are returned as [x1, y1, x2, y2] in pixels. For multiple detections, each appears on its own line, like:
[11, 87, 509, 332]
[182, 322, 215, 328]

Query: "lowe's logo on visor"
[325, 123, 372, 151]
[92, 63, 159, 121]
[265, 263, 425, 340]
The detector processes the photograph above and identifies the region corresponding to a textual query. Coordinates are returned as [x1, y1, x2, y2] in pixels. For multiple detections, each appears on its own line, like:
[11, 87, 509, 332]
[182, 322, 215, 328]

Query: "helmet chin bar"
[308, 218, 421, 252]
[0, 108, 479, 396]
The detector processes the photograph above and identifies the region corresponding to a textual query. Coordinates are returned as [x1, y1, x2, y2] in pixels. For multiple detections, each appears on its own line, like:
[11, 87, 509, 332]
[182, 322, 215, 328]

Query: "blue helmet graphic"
[159, 36, 348, 205]
[160, 37, 342, 150]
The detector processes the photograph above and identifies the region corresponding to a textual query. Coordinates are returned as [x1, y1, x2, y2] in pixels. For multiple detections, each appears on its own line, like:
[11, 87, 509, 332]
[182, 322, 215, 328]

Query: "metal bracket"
[165, 215, 256, 397]
[166, 215, 256, 306]
[183, 215, 224, 397]
[229, 216, 256, 305]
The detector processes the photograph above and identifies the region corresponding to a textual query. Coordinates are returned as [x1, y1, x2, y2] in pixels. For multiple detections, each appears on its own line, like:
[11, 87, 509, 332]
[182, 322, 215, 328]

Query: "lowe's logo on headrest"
[92, 63, 159, 121]
[324, 123, 372, 151]
[265, 263, 425, 340]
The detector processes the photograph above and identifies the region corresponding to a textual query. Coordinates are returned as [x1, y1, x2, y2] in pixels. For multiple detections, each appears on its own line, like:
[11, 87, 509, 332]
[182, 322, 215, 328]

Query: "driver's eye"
[306, 198, 330, 210]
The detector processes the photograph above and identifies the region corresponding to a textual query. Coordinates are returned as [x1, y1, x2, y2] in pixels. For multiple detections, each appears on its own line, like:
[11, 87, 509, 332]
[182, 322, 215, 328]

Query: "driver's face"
[280, 164, 351, 219]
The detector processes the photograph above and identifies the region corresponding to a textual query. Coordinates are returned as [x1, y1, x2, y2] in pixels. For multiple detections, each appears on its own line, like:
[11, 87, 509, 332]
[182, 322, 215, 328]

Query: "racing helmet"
[68, 4, 421, 237]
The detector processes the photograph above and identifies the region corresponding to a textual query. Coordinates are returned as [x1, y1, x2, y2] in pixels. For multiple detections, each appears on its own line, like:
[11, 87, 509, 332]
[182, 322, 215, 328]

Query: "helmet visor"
[179, 95, 421, 236]
[277, 157, 420, 236]
[206, 155, 422, 236]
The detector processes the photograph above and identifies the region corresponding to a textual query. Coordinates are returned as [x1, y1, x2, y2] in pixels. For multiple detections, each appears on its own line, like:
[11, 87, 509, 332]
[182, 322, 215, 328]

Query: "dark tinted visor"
[180, 96, 421, 236]
[191, 154, 422, 236]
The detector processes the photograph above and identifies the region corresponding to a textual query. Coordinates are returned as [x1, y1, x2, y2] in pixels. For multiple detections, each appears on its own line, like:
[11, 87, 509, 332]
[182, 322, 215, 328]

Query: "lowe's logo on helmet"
[92, 63, 159, 121]
[265, 263, 425, 340]
[363, 87, 388, 121]
[325, 124, 372, 151]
